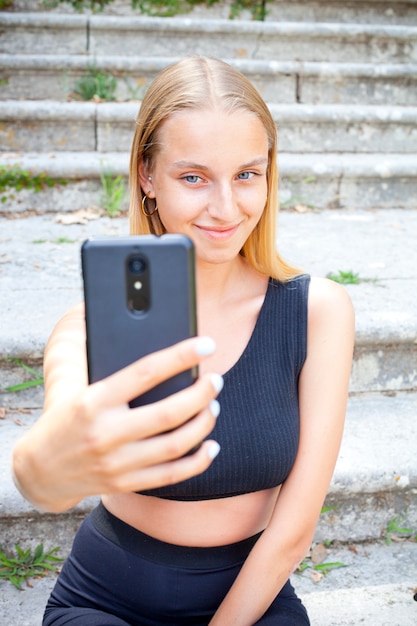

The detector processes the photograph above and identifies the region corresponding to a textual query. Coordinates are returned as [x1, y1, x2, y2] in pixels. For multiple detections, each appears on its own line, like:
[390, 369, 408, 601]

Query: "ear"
[138, 159, 156, 199]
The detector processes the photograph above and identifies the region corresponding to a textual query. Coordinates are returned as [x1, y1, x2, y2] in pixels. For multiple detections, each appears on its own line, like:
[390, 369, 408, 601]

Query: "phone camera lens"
[128, 256, 146, 274]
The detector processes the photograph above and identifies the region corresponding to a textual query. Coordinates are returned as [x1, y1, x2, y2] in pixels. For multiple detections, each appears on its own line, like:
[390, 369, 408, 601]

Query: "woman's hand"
[12, 306, 222, 513]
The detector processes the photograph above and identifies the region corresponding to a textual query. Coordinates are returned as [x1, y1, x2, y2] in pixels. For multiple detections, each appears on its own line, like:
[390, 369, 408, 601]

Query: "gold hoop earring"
[141, 194, 158, 217]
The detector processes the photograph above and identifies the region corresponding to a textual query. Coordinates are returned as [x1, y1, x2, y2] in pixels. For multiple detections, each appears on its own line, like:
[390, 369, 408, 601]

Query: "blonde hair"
[129, 56, 300, 282]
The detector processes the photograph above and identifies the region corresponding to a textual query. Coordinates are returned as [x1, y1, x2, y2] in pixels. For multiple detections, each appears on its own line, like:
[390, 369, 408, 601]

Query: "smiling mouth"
[195, 224, 240, 240]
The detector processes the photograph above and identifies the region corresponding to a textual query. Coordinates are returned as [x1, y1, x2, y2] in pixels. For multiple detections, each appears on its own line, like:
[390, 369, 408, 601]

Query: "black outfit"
[43, 275, 311, 626]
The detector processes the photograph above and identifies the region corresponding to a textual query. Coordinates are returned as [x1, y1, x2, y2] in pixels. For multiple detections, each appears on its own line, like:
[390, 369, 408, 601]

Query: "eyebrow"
[171, 157, 268, 171]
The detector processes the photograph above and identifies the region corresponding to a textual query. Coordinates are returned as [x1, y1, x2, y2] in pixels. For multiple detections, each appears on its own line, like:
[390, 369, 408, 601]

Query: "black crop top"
[141, 275, 310, 501]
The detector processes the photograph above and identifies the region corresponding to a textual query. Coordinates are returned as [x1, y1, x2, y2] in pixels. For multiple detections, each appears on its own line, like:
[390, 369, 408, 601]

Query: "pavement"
[0, 207, 417, 625]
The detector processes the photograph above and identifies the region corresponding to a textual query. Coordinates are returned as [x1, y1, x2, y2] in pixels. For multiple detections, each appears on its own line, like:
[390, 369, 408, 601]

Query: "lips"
[195, 224, 240, 241]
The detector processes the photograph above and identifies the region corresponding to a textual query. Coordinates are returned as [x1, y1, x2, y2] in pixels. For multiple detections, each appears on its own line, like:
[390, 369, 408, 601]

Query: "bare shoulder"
[307, 276, 355, 330]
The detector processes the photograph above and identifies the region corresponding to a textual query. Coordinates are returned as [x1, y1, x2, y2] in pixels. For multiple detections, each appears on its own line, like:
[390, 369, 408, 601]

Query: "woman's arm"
[209, 277, 355, 625]
[12, 304, 222, 513]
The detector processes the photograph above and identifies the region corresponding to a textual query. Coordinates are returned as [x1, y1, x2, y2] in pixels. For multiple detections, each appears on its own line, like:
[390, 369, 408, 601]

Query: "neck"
[196, 256, 247, 304]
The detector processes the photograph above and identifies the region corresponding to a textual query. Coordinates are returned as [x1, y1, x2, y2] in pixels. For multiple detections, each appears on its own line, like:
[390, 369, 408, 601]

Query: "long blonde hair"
[129, 56, 300, 281]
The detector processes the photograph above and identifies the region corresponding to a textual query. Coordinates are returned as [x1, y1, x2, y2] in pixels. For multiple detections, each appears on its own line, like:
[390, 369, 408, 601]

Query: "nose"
[207, 182, 239, 222]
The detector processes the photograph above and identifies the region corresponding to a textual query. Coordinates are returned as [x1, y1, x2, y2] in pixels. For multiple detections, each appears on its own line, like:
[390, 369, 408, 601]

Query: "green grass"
[0, 544, 63, 590]
[326, 270, 361, 285]
[100, 172, 127, 216]
[46, 0, 271, 20]
[32, 237, 77, 244]
[2, 359, 44, 393]
[385, 514, 415, 545]
[326, 270, 380, 286]
[0, 166, 67, 203]
[296, 559, 347, 576]
[73, 68, 117, 101]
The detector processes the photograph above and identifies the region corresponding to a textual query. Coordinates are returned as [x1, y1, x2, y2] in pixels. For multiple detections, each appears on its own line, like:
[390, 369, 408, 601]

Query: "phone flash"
[134, 281, 142, 290]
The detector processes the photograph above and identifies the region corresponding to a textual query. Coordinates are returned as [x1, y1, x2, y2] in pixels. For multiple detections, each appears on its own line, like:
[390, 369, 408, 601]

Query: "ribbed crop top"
[141, 274, 310, 501]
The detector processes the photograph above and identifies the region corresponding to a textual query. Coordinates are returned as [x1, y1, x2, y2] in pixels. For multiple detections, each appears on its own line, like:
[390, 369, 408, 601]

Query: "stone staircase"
[1, 0, 417, 211]
[0, 1, 417, 624]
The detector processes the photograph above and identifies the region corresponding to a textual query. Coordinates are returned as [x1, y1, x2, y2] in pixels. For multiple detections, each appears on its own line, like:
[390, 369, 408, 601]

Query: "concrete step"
[1, 151, 416, 211]
[2, 101, 417, 154]
[1, 54, 416, 105]
[0, 209, 416, 395]
[2, 13, 417, 64]
[7, 0, 417, 26]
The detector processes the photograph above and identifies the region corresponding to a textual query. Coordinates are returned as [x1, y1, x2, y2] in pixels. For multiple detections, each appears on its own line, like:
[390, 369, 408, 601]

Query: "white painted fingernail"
[210, 373, 224, 393]
[195, 336, 216, 356]
[209, 399, 221, 418]
[208, 442, 221, 460]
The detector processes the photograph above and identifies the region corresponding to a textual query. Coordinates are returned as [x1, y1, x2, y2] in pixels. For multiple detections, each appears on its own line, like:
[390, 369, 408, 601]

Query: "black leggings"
[43, 502, 309, 626]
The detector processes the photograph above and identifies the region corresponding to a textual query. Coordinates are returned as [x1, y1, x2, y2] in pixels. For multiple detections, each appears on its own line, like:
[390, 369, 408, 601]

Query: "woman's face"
[140, 107, 269, 266]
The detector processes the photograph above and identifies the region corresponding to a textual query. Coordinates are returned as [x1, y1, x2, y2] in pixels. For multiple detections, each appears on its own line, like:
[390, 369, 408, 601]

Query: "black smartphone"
[81, 234, 197, 408]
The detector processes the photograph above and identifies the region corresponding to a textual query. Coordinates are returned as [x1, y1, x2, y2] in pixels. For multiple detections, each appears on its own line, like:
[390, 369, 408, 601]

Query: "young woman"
[13, 56, 354, 625]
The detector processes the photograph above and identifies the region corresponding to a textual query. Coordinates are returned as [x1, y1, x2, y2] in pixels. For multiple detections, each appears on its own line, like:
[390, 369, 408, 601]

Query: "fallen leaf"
[13, 418, 25, 426]
[311, 570, 324, 583]
[311, 543, 327, 564]
[55, 207, 102, 225]
[0, 407, 6, 419]
[293, 204, 310, 213]
[348, 545, 358, 554]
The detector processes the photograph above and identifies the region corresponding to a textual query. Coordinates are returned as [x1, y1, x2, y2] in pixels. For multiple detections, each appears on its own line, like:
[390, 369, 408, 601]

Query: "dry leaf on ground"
[55, 207, 102, 225]
[310, 543, 328, 564]
[311, 570, 325, 583]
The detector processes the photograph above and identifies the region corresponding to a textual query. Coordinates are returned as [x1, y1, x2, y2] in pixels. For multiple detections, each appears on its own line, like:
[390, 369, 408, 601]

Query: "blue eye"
[237, 171, 254, 180]
[184, 175, 201, 184]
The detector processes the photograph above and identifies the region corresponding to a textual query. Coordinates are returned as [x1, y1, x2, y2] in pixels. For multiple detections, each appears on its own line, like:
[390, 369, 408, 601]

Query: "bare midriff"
[102, 486, 281, 547]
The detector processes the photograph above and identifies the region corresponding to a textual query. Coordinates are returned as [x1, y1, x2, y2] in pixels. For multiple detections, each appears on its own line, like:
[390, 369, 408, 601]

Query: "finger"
[102, 439, 221, 495]
[125, 373, 223, 440]
[84, 373, 223, 454]
[88, 400, 221, 485]
[86, 336, 216, 409]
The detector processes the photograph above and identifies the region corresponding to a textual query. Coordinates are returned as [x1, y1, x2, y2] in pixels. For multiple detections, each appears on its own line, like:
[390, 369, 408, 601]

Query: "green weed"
[32, 237, 77, 244]
[43, 0, 113, 11]
[327, 270, 380, 286]
[46, 0, 271, 20]
[0, 166, 67, 203]
[326, 270, 361, 285]
[0, 544, 63, 590]
[73, 68, 117, 101]
[2, 359, 44, 393]
[385, 514, 415, 545]
[297, 560, 346, 576]
[321, 505, 337, 514]
[100, 172, 127, 216]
